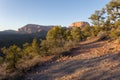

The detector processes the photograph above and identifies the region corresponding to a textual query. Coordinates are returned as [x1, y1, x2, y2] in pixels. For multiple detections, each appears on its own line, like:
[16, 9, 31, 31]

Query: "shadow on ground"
[24, 52, 120, 80]
[24, 41, 120, 80]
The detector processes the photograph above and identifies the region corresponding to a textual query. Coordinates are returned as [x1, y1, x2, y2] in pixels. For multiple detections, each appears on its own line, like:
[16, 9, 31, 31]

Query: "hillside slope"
[24, 40, 120, 80]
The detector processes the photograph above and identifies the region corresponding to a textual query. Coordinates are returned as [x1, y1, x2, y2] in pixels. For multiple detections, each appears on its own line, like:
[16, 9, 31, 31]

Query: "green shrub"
[71, 27, 84, 41]
[82, 26, 91, 38]
[109, 28, 120, 39]
[2, 45, 22, 70]
[90, 26, 101, 37]
[97, 31, 108, 40]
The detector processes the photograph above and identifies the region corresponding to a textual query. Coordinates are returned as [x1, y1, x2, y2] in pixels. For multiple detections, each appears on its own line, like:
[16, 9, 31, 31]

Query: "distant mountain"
[0, 24, 54, 34]
[0, 30, 17, 34]
[18, 24, 54, 34]
[0, 24, 54, 48]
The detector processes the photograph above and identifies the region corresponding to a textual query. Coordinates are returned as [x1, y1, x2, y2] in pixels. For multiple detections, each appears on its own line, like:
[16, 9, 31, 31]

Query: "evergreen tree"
[32, 38, 40, 55]
[89, 9, 105, 27]
[46, 26, 65, 47]
[106, 0, 120, 23]
[3, 45, 22, 69]
[71, 27, 84, 41]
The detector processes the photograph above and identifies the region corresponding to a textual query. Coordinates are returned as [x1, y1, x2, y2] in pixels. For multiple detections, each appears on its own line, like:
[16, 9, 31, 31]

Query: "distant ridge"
[18, 24, 54, 34]
[0, 30, 17, 34]
[0, 24, 54, 34]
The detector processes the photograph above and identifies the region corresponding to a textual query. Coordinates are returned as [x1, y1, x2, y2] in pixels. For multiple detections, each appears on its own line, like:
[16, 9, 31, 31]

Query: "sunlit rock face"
[70, 21, 90, 28]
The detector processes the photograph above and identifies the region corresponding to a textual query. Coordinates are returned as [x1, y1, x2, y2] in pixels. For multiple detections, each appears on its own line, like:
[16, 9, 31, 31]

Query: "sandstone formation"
[70, 21, 90, 28]
[18, 24, 53, 34]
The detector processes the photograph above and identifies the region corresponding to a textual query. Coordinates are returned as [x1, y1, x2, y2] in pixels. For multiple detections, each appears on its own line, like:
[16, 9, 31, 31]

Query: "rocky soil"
[24, 40, 120, 80]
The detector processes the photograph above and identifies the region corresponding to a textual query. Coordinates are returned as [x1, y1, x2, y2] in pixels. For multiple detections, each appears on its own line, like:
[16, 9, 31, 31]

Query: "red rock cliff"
[70, 21, 90, 28]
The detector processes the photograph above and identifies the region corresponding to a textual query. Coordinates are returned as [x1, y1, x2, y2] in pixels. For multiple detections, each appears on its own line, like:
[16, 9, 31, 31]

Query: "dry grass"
[0, 55, 54, 80]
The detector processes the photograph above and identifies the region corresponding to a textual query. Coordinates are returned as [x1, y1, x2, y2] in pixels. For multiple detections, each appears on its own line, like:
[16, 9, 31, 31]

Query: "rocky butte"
[70, 21, 90, 28]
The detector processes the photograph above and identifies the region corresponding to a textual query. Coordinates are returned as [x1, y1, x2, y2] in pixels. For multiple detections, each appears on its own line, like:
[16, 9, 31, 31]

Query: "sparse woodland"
[0, 0, 120, 79]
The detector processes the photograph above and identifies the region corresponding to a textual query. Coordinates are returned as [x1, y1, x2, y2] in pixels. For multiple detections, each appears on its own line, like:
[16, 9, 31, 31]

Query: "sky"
[0, 0, 110, 31]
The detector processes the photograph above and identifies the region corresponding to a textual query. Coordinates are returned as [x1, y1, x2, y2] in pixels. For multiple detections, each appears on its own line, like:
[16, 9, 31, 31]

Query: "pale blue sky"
[0, 0, 110, 31]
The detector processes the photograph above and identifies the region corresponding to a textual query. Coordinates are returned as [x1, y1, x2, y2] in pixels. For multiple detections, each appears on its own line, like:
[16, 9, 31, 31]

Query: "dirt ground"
[24, 39, 120, 80]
